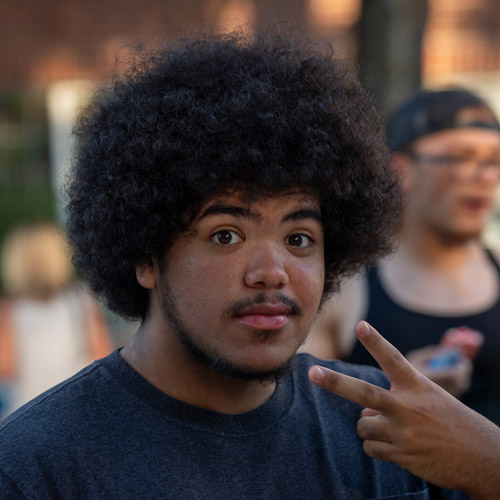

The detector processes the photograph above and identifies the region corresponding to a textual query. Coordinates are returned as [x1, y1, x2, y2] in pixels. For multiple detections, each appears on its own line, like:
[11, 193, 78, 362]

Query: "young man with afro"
[0, 31, 499, 499]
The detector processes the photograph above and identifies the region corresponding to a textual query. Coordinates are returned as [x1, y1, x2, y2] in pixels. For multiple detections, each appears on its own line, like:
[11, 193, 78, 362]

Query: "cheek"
[173, 257, 241, 306]
[291, 259, 325, 306]
[413, 178, 451, 211]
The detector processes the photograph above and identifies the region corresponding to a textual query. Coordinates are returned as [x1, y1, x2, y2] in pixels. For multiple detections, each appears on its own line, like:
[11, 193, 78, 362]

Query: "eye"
[211, 230, 243, 245]
[287, 233, 312, 248]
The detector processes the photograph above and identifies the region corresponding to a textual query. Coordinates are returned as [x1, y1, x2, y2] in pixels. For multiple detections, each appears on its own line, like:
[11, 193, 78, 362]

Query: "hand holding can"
[440, 326, 485, 360]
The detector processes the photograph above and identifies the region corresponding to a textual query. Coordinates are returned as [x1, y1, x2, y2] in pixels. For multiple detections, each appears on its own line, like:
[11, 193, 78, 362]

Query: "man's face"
[405, 127, 500, 240]
[156, 191, 325, 381]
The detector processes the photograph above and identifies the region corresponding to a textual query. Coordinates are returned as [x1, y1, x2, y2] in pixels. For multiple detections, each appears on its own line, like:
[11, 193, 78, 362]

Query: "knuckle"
[398, 427, 417, 446]
[357, 421, 377, 441]
[363, 441, 388, 462]
[360, 383, 375, 401]
[390, 348, 406, 366]
[361, 407, 380, 417]
[322, 371, 340, 390]
[357, 418, 368, 435]
[359, 382, 384, 403]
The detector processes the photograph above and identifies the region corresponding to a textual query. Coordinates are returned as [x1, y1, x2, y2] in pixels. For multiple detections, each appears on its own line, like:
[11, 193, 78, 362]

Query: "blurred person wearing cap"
[304, 88, 500, 425]
[0, 223, 113, 419]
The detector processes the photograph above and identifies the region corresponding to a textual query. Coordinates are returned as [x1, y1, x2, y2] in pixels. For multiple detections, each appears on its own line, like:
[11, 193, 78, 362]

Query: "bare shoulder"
[301, 271, 368, 360]
[489, 247, 500, 264]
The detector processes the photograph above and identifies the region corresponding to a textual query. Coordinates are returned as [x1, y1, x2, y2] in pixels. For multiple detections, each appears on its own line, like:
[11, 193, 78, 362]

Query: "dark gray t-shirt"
[0, 351, 468, 499]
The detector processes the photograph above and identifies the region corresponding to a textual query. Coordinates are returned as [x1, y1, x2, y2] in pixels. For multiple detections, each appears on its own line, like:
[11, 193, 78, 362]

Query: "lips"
[460, 197, 490, 211]
[234, 304, 292, 330]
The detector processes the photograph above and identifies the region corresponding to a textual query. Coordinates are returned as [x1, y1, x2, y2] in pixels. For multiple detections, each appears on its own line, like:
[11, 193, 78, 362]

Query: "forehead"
[412, 127, 500, 152]
[454, 106, 498, 126]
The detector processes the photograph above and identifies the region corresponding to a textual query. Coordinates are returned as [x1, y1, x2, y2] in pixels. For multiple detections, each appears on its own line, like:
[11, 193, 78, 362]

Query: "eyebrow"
[197, 204, 262, 222]
[282, 208, 322, 224]
[197, 204, 322, 224]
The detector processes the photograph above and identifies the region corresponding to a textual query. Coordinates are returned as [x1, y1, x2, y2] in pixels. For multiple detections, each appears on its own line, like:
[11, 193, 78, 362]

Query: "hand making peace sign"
[308, 321, 500, 500]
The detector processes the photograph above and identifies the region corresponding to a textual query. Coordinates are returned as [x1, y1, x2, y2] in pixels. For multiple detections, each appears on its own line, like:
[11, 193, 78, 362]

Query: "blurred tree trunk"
[358, 0, 428, 119]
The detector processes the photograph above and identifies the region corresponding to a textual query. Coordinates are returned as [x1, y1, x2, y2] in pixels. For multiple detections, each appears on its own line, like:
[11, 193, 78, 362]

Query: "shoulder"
[0, 354, 124, 496]
[294, 352, 388, 388]
[292, 352, 388, 421]
[487, 247, 500, 266]
[0, 357, 113, 453]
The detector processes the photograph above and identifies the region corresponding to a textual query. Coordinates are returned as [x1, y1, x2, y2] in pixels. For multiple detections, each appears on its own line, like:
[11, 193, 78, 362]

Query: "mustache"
[224, 292, 301, 317]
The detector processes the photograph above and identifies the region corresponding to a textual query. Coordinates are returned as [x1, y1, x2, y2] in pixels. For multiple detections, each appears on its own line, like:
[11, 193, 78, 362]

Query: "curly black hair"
[67, 30, 402, 321]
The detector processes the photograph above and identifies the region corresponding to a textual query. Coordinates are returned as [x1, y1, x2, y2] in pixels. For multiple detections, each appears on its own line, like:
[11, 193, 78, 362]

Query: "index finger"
[355, 321, 418, 385]
[308, 365, 396, 412]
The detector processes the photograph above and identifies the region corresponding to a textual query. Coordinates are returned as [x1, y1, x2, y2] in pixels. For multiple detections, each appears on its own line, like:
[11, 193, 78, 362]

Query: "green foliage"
[0, 89, 55, 292]
[0, 184, 55, 237]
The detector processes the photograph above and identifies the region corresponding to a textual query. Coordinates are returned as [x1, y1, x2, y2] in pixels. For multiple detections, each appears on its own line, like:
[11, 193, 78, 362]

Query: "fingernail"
[358, 321, 372, 339]
[310, 366, 325, 382]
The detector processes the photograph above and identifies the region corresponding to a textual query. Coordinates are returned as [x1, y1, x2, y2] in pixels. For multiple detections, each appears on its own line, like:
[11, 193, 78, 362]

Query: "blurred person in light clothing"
[0, 223, 112, 418]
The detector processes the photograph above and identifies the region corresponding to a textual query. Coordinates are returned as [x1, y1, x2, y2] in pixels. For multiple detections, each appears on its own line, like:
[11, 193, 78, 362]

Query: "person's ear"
[391, 152, 415, 191]
[135, 259, 157, 289]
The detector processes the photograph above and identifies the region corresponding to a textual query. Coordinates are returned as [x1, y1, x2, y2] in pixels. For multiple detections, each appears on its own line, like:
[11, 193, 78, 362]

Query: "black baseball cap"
[387, 88, 500, 152]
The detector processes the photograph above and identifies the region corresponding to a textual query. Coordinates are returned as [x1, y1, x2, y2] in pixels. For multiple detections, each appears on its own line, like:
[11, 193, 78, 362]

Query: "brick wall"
[3, 0, 500, 86]
[0, 0, 308, 85]
[424, 0, 500, 78]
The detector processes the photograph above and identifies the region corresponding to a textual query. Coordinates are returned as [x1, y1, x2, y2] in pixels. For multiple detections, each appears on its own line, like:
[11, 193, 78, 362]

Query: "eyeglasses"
[410, 153, 500, 177]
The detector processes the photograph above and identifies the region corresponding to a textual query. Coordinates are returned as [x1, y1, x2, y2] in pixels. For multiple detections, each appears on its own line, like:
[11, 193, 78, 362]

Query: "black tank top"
[347, 249, 500, 425]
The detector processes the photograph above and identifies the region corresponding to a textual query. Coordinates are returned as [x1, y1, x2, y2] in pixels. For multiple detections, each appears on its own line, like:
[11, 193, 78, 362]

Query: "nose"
[244, 242, 289, 289]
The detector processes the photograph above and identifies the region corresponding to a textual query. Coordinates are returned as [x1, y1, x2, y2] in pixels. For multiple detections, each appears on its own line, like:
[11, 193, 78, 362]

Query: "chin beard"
[176, 329, 296, 384]
[437, 227, 483, 246]
[159, 278, 296, 384]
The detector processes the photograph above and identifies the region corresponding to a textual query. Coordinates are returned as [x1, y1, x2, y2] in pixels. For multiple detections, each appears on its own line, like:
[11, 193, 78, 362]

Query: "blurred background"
[2, 0, 500, 320]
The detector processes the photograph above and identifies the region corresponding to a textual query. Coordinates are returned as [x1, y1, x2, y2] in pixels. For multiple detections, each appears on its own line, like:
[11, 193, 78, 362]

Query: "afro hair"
[67, 30, 402, 321]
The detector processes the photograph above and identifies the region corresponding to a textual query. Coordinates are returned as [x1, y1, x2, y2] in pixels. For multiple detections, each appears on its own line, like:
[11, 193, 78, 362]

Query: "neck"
[120, 320, 277, 415]
[378, 219, 497, 314]
[398, 222, 480, 272]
